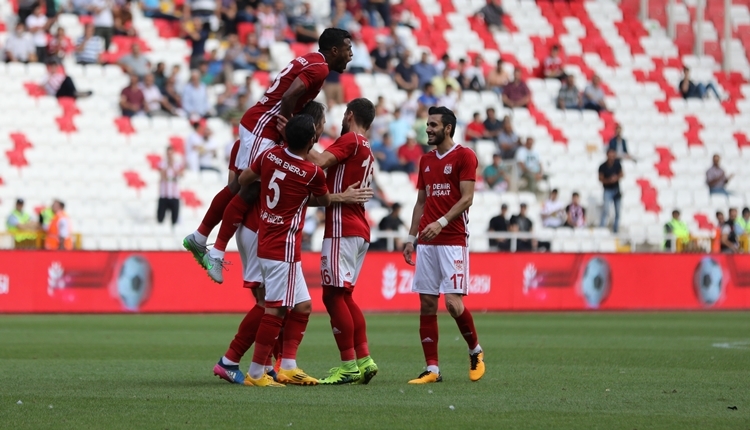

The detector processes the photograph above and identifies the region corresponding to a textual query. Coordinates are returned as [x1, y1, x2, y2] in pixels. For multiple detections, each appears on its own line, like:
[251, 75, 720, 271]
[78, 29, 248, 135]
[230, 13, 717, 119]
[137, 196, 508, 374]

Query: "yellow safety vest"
[7, 210, 37, 242]
[664, 219, 690, 250]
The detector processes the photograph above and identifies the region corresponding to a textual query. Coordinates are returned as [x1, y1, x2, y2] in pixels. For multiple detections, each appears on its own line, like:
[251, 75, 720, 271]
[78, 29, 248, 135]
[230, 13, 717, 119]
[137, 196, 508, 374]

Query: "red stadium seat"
[146, 154, 163, 170]
[237, 23, 255, 44]
[180, 190, 203, 209]
[114, 116, 135, 135]
[169, 136, 185, 154]
[123, 170, 146, 194]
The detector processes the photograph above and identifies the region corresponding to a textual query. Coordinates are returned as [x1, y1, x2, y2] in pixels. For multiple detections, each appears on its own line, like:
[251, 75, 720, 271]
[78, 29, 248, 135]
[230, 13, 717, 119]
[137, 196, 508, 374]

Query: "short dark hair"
[716, 211, 724, 217]
[318, 28, 351, 52]
[672, 210, 680, 216]
[346, 98, 375, 130]
[428, 106, 457, 138]
[285, 114, 316, 151]
[423, 82, 433, 91]
[743, 207, 749, 215]
[551, 188, 558, 194]
[606, 148, 617, 154]
[299, 100, 326, 127]
[572, 192, 580, 197]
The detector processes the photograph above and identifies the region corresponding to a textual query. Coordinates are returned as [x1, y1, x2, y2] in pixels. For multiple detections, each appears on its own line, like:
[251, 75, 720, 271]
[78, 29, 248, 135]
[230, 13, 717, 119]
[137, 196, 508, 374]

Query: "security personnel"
[44, 200, 73, 250]
[664, 210, 690, 251]
[6, 198, 37, 248]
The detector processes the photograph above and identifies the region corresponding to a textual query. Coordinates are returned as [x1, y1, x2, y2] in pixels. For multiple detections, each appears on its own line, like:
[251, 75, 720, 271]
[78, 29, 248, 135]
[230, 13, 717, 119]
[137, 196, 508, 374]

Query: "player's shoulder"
[298, 52, 328, 69]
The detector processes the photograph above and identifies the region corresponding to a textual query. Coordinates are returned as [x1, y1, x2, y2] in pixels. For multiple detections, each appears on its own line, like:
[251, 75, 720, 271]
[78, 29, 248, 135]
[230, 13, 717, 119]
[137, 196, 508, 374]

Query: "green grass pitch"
[1, 313, 749, 429]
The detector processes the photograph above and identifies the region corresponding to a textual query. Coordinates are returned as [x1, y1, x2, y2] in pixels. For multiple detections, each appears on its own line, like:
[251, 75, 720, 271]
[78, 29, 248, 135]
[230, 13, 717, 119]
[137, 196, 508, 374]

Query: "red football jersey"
[323, 132, 375, 241]
[251, 146, 328, 262]
[228, 139, 240, 173]
[416, 144, 477, 246]
[240, 52, 329, 143]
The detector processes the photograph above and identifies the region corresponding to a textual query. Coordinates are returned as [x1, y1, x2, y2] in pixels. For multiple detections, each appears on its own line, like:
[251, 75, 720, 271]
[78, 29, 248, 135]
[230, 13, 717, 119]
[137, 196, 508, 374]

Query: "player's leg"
[276, 262, 318, 385]
[408, 245, 443, 384]
[183, 179, 240, 266]
[440, 246, 484, 382]
[347, 238, 378, 384]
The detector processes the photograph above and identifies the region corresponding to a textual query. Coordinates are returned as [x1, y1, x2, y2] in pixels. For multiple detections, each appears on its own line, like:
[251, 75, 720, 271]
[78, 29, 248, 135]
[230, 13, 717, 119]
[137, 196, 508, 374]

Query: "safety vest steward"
[664, 219, 689, 249]
[7, 210, 37, 242]
[44, 211, 73, 250]
[737, 217, 750, 234]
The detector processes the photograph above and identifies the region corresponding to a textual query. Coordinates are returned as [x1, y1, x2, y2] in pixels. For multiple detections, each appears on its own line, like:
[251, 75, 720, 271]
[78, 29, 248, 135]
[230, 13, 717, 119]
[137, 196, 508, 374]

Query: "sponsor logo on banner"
[444, 164, 452, 174]
[47, 262, 65, 296]
[381, 263, 490, 300]
[522, 263, 541, 294]
[0, 274, 9, 294]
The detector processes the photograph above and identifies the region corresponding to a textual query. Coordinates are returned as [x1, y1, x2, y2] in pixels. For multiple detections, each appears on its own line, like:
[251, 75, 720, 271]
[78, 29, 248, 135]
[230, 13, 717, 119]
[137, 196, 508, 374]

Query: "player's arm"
[419, 180, 475, 243]
[308, 181, 373, 206]
[279, 77, 308, 120]
[309, 150, 339, 170]
[403, 189, 426, 266]
[227, 170, 236, 186]
[238, 168, 260, 187]
[309, 192, 331, 207]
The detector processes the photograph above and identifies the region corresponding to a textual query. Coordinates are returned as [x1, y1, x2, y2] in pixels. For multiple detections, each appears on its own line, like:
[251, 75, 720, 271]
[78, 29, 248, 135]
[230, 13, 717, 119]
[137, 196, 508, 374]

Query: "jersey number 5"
[267, 169, 287, 209]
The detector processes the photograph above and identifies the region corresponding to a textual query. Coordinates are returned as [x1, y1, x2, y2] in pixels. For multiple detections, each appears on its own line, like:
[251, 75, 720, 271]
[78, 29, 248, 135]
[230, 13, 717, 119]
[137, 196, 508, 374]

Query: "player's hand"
[403, 242, 416, 266]
[276, 114, 289, 140]
[419, 222, 442, 243]
[339, 181, 373, 204]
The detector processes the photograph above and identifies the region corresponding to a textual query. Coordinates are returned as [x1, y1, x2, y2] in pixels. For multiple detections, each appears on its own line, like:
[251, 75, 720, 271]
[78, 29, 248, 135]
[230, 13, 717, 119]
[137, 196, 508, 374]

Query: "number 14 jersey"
[251, 146, 328, 262]
[324, 132, 374, 242]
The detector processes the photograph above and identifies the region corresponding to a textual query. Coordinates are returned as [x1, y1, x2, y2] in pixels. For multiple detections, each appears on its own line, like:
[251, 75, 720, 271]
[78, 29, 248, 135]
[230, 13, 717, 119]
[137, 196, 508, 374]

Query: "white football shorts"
[259, 258, 311, 307]
[411, 244, 470, 296]
[320, 237, 369, 289]
[236, 124, 277, 170]
[235, 226, 262, 289]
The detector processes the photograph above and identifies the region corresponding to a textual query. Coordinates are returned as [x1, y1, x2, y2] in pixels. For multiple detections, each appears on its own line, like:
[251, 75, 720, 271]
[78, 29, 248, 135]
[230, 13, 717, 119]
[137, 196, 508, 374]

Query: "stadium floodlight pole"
[640, 0, 648, 22]
[723, 0, 731, 73]
[695, 0, 704, 56]
[667, 0, 676, 40]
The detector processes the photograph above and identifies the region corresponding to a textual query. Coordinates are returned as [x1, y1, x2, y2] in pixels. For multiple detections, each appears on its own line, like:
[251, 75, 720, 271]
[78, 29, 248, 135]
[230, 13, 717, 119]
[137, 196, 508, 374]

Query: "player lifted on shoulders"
[301, 98, 379, 385]
[183, 28, 353, 284]
[240, 114, 329, 387]
[403, 106, 485, 384]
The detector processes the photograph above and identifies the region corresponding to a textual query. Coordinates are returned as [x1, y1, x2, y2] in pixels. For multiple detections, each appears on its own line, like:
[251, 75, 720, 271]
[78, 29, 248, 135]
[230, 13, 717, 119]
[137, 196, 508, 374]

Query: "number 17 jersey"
[323, 132, 374, 241]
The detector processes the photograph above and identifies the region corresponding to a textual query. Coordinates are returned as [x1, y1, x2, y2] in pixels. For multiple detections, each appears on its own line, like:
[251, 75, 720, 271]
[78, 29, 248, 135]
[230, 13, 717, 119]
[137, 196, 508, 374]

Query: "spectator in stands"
[162, 74, 183, 111]
[48, 28, 74, 62]
[543, 45, 565, 80]
[608, 123, 634, 161]
[153, 62, 168, 89]
[44, 200, 73, 251]
[706, 154, 732, 196]
[25, 5, 49, 64]
[182, 70, 210, 118]
[564, 192, 586, 228]
[413, 51, 438, 89]
[679, 66, 723, 100]
[737, 207, 750, 235]
[141, 0, 179, 20]
[366, 0, 391, 27]
[510, 203, 533, 251]
[120, 73, 145, 116]
[483, 153, 509, 192]
[372, 132, 406, 172]
[89, 0, 114, 51]
[477, 0, 504, 31]
[397, 130, 423, 173]
[431, 66, 460, 97]
[157, 146, 184, 226]
[331, 0, 355, 31]
[434, 53, 450, 75]
[6, 198, 38, 249]
[486, 58, 510, 95]
[583, 74, 608, 112]
[465, 112, 486, 143]
[347, 32, 372, 73]
[186, 120, 220, 173]
[370, 35, 393, 73]
[497, 117, 521, 159]
[459, 56, 486, 92]
[557, 74, 581, 110]
[113, 2, 135, 37]
[663, 209, 690, 251]
[516, 137, 544, 194]
[44, 61, 92, 98]
[294, 2, 319, 42]
[713, 211, 726, 252]
[488, 203, 509, 251]
[346, 0, 367, 26]
[242, 32, 268, 71]
[373, 203, 405, 251]
[17, 0, 38, 24]
[401, 89, 419, 124]
[142, 73, 176, 116]
[6, 23, 38, 63]
[502, 68, 530, 108]
[394, 51, 419, 91]
[119, 44, 151, 79]
[221, 91, 248, 122]
[369, 101, 391, 145]
[541, 189, 566, 228]
[483, 107, 503, 143]
[412, 106, 429, 146]
[438, 84, 459, 112]
[324, 71, 343, 104]
[416, 82, 438, 109]
[599, 148, 623, 233]
[721, 208, 741, 253]
[389, 107, 410, 147]
[185, 17, 210, 69]
[75, 24, 104, 65]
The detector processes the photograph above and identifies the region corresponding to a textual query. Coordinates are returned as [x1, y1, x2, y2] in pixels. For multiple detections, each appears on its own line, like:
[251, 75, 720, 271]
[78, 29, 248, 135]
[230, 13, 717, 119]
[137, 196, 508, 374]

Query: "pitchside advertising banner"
[0, 251, 749, 313]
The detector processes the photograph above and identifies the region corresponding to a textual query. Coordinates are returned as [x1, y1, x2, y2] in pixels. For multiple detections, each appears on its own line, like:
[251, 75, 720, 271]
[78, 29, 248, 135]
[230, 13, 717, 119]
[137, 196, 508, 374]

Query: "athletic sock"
[281, 310, 309, 369]
[224, 304, 265, 363]
[213, 195, 250, 253]
[221, 356, 238, 366]
[344, 290, 370, 358]
[192, 231, 208, 246]
[323, 287, 355, 362]
[454, 308, 479, 350]
[426, 365, 440, 374]
[419, 314, 439, 367]
[197, 186, 235, 239]
[470, 344, 483, 354]
[208, 247, 225, 260]
[249, 314, 284, 379]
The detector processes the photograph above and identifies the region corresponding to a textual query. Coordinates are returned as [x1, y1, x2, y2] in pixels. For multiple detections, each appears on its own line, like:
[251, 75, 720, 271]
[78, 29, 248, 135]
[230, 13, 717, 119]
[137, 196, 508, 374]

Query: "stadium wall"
[1, 251, 749, 313]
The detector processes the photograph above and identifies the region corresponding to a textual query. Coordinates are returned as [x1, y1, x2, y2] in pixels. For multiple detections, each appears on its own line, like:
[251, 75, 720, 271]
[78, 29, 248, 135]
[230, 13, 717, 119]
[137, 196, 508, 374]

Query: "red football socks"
[213, 195, 250, 252]
[323, 287, 355, 361]
[345, 290, 369, 358]
[251, 314, 284, 371]
[197, 186, 235, 237]
[454, 308, 479, 350]
[419, 314, 439, 366]
[282, 311, 309, 361]
[225, 304, 265, 363]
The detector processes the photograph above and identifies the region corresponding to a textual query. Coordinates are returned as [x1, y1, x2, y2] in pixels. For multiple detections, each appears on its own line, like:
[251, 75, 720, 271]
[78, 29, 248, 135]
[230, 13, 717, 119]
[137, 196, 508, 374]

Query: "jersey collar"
[435, 143, 460, 160]
[285, 148, 304, 160]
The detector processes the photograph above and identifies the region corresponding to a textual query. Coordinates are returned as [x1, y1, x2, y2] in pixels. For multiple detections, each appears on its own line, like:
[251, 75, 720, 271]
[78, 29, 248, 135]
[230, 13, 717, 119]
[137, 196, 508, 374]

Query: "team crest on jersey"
[321, 256, 328, 268]
[444, 164, 452, 174]
[454, 260, 464, 271]
[425, 185, 430, 195]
